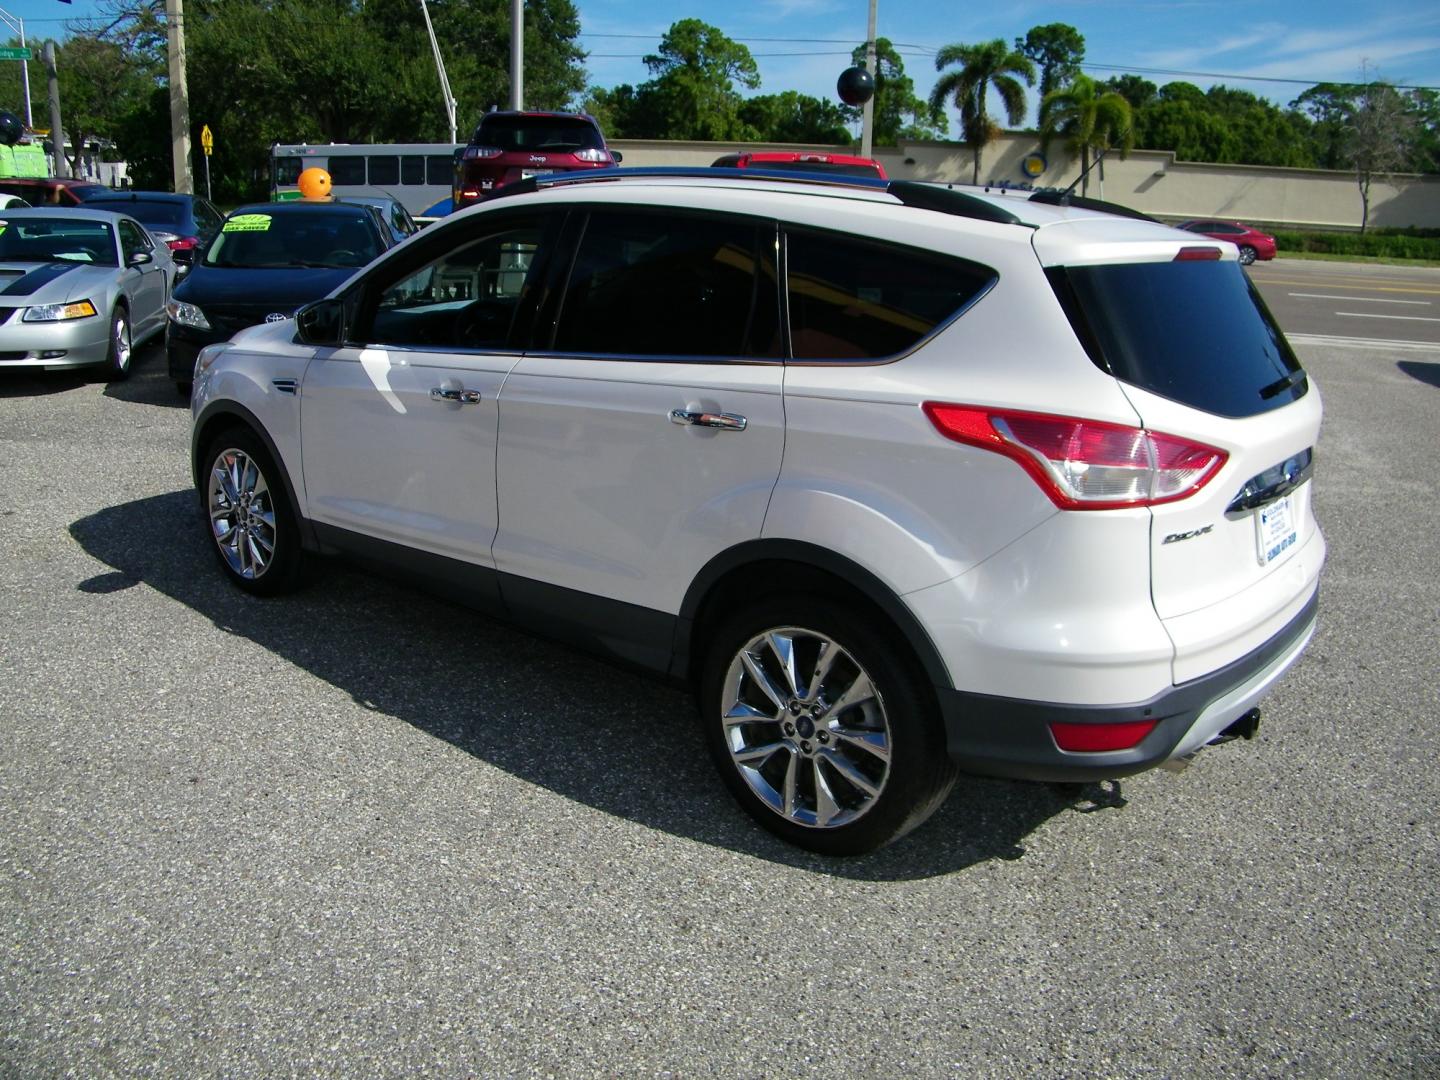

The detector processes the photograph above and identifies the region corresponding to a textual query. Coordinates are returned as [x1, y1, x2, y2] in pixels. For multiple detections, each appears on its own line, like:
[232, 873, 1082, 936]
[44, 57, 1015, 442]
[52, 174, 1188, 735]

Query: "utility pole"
[510, 0, 522, 111]
[860, 0, 876, 159]
[418, 0, 456, 144]
[41, 40, 64, 177]
[166, 0, 192, 193]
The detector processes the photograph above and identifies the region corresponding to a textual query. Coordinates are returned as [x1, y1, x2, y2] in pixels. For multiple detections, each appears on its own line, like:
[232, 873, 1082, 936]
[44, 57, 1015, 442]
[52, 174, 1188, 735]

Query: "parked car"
[332, 194, 419, 244]
[84, 190, 225, 274]
[0, 177, 111, 207]
[453, 111, 620, 209]
[712, 151, 888, 179]
[0, 207, 173, 379]
[167, 201, 392, 395]
[1177, 219, 1277, 264]
[189, 170, 1324, 854]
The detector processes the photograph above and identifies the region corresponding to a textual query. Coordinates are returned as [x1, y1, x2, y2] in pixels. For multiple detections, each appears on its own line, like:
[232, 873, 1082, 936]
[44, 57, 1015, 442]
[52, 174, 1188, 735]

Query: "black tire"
[1238, 245, 1257, 265]
[699, 594, 957, 855]
[199, 426, 305, 596]
[102, 303, 133, 381]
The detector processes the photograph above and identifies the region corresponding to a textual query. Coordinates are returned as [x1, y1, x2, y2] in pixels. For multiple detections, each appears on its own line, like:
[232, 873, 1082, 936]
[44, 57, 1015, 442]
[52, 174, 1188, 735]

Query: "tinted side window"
[784, 229, 996, 360]
[401, 156, 425, 185]
[328, 156, 366, 185]
[552, 209, 779, 358]
[368, 156, 399, 185]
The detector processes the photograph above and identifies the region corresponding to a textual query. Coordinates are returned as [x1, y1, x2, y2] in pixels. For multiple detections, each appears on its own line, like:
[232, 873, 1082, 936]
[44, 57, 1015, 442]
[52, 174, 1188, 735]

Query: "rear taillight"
[462, 145, 502, 160]
[922, 403, 1227, 510]
[1050, 720, 1157, 752]
[167, 236, 199, 251]
[574, 148, 609, 163]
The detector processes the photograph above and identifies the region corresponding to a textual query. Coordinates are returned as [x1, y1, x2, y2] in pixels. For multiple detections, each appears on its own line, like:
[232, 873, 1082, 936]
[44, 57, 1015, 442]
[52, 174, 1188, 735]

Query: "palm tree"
[1039, 74, 1135, 197]
[929, 40, 1035, 184]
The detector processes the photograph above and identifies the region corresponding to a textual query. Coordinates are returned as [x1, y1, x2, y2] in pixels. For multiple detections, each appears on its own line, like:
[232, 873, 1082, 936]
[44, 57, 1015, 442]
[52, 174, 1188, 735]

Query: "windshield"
[0, 217, 117, 266]
[472, 116, 603, 152]
[203, 210, 381, 269]
[1049, 260, 1306, 418]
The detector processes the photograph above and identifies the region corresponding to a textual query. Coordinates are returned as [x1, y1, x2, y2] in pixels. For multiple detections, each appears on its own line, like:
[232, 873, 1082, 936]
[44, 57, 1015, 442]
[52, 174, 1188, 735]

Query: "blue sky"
[5, 0, 1439, 131]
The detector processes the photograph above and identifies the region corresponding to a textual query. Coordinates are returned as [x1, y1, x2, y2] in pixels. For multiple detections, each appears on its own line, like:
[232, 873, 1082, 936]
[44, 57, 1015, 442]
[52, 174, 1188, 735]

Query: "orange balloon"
[297, 167, 332, 199]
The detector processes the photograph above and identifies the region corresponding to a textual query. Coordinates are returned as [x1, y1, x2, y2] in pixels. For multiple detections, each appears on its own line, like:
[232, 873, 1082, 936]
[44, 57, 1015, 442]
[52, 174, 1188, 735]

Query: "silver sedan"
[0, 207, 174, 380]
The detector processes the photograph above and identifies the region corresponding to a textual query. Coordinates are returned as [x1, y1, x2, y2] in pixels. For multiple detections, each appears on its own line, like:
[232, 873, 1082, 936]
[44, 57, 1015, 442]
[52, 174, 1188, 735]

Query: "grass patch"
[1274, 251, 1440, 268]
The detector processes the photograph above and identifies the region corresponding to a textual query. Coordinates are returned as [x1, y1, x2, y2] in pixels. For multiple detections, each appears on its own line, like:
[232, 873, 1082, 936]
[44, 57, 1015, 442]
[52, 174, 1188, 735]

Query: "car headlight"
[166, 298, 211, 330]
[22, 299, 98, 322]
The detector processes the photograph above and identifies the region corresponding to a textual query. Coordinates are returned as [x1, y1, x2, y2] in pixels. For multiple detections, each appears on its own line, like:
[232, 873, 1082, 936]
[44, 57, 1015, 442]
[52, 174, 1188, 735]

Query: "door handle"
[431, 387, 481, 405]
[669, 408, 747, 432]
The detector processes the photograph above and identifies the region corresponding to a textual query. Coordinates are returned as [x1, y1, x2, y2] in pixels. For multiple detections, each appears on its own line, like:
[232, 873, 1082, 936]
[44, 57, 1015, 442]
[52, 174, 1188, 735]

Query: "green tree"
[1347, 78, 1416, 230]
[1038, 73, 1132, 195]
[1015, 23, 1084, 102]
[54, 34, 155, 174]
[849, 38, 945, 143]
[636, 19, 760, 141]
[929, 39, 1034, 183]
[739, 91, 855, 144]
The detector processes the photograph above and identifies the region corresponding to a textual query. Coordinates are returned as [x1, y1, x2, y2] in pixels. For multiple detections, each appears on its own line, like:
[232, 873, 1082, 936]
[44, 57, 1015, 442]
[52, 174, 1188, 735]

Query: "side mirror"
[610, 150, 624, 164]
[295, 297, 344, 347]
[128, 250, 153, 266]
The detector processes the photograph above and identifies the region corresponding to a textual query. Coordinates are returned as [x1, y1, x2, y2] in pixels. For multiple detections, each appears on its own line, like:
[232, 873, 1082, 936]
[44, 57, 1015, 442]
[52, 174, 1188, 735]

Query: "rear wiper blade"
[1259, 369, 1307, 400]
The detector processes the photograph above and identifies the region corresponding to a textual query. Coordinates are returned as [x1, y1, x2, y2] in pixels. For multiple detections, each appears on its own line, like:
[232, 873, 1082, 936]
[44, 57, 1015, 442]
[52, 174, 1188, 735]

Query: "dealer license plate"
[1256, 494, 1299, 565]
[521, 169, 554, 179]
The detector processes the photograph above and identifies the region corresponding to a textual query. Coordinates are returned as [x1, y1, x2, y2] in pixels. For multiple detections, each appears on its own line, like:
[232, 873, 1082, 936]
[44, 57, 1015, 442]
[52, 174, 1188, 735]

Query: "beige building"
[612, 131, 1440, 230]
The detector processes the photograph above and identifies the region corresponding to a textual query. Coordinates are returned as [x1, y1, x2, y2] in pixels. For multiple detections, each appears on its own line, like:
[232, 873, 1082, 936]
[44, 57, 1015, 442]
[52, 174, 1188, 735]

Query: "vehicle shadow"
[68, 491, 1119, 881]
[0, 369, 87, 396]
[102, 340, 186, 408]
[1397, 360, 1440, 389]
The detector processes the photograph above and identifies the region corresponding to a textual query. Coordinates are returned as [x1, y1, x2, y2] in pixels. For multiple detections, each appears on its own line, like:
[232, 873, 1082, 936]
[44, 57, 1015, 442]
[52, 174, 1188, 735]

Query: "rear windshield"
[1049, 260, 1306, 418]
[68, 185, 111, 202]
[749, 160, 882, 179]
[89, 200, 186, 227]
[472, 116, 603, 152]
[204, 210, 381, 269]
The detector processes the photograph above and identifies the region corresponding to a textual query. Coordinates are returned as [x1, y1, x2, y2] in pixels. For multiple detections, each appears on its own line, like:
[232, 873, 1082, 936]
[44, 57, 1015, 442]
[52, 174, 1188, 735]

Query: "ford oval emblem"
[264, 312, 289, 323]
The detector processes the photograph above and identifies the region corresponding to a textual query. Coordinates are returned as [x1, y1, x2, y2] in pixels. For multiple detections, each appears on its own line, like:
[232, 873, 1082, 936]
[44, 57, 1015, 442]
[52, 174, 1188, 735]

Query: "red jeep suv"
[454, 111, 620, 209]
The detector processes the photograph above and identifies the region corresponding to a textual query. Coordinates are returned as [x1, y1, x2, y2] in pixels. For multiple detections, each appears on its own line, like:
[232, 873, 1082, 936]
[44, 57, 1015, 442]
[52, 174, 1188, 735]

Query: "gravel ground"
[1, 330, 1436, 1078]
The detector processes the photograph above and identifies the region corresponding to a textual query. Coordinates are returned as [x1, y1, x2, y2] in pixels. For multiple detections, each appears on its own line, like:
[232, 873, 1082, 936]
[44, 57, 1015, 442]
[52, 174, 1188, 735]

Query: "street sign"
[200, 124, 213, 156]
[0, 47, 32, 61]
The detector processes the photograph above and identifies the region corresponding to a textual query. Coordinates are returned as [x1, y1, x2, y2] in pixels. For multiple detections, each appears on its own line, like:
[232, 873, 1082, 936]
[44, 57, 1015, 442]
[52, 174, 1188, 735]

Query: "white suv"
[189, 171, 1324, 854]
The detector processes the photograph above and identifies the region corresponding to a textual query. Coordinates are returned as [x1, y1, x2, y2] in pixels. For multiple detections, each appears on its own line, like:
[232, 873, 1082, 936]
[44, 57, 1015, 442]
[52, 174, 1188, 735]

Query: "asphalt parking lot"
[2, 261, 1438, 1076]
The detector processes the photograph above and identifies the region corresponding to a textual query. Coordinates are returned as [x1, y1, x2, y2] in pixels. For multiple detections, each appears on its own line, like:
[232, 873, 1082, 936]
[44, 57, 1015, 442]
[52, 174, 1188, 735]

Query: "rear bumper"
[938, 586, 1318, 781]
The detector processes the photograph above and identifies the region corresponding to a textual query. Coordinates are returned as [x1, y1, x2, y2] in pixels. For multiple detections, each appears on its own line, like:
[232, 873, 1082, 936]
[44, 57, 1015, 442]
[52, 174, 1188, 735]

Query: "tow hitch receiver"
[1209, 708, 1262, 746]
[1161, 709, 1263, 774]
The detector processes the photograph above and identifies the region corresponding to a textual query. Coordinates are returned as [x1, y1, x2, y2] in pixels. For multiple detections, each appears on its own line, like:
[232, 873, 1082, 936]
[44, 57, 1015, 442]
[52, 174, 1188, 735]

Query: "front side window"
[784, 228, 995, 360]
[274, 156, 303, 187]
[361, 216, 549, 350]
[552, 209, 779, 358]
[118, 220, 151, 257]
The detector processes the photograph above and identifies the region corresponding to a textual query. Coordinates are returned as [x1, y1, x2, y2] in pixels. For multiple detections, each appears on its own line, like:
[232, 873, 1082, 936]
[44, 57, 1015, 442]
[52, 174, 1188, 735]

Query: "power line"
[1083, 61, 1440, 92]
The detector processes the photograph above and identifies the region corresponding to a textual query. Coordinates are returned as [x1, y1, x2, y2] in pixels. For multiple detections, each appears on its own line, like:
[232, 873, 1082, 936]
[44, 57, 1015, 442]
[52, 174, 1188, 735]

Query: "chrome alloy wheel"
[208, 448, 277, 580]
[720, 626, 892, 829]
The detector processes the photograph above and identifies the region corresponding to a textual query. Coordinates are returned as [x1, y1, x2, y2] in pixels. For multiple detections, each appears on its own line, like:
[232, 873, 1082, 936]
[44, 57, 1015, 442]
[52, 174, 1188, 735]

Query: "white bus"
[270, 142, 462, 219]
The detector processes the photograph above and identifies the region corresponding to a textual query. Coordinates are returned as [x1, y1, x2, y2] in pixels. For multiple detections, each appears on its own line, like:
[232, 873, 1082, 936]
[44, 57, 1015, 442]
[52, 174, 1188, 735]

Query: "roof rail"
[1027, 191, 1159, 223]
[483, 168, 1029, 229]
[887, 181, 1024, 226]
